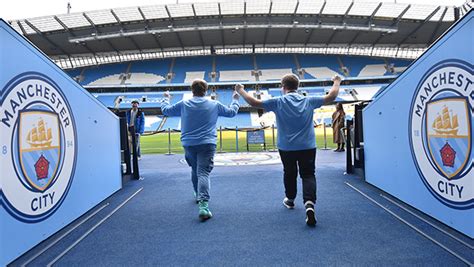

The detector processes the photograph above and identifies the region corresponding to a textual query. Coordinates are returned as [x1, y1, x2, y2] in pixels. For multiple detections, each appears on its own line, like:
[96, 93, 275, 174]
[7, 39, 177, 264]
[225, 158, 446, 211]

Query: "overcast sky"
[0, 0, 467, 20]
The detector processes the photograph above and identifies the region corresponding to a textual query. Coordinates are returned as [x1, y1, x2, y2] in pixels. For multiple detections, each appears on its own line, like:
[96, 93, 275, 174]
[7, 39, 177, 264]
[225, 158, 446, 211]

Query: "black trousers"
[278, 148, 317, 204]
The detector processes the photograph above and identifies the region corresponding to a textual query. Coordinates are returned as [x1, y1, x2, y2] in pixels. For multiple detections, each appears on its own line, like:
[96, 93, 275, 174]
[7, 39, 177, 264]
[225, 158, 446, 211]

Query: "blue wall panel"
[363, 12, 473, 237]
[0, 20, 122, 264]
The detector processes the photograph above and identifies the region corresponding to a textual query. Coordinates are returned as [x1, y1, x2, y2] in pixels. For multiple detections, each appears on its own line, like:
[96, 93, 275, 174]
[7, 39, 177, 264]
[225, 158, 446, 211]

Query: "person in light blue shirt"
[161, 79, 240, 221]
[236, 74, 341, 227]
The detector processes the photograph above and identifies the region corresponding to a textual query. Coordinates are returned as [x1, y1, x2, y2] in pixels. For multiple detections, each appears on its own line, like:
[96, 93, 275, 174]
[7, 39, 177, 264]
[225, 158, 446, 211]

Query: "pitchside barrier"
[140, 123, 335, 154]
[363, 10, 473, 238]
[0, 20, 122, 264]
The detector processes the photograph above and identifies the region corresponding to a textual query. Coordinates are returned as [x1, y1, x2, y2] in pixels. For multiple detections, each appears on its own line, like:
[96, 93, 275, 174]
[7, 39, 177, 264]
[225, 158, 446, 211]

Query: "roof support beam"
[349, 2, 382, 46]
[243, 2, 247, 47]
[164, 5, 185, 50]
[16, 21, 27, 35]
[428, 7, 447, 45]
[371, 4, 411, 46]
[326, 29, 337, 45]
[284, 1, 300, 47]
[367, 2, 383, 28]
[110, 10, 142, 53]
[24, 19, 70, 56]
[397, 6, 440, 46]
[54, 16, 96, 55]
[218, 3, 225, 49]
[305, 1, 326, 46]
[263, 1, 273, 47]
[342, 2, 354, 25]
[137, 7, 163, 51]
[283, 28, 291, 47]
[82, 13, 120, 54]
[193, 4, 206, 49]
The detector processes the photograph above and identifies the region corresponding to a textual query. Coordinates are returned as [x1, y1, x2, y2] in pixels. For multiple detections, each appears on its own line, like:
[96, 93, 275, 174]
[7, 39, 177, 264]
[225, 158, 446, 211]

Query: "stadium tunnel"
[1, 1, 473, 265]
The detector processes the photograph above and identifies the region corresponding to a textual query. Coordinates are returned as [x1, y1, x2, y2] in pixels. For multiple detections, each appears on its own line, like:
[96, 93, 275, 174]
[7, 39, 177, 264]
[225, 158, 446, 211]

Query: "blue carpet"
[15, 151, 472, 266]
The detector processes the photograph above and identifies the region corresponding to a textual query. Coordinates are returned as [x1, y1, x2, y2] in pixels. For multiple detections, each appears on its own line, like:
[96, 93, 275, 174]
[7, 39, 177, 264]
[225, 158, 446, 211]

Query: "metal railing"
[140, 123, 335, 154]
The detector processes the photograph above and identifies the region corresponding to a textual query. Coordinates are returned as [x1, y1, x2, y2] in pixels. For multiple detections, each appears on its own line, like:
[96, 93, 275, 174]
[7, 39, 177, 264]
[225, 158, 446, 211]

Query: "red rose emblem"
[440, 142, 456, 168]
[35, 154, 50, 180]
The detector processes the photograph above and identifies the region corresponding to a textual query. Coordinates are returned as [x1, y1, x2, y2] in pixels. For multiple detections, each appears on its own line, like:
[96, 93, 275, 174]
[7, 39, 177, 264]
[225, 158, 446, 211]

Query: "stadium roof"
[6, 0, 472, 69]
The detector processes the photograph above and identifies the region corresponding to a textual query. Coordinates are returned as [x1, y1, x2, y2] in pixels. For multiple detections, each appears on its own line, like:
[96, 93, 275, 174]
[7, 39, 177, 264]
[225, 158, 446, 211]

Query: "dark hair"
[191, 79, 208, 97]
[281, 74, 299, 91]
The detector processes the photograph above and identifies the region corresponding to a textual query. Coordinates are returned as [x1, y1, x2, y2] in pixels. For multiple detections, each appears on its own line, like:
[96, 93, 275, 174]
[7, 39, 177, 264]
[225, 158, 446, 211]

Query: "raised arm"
[161, 91, 182, 116]
[323, 75, 342, 105]
[235, 84, 263, 108]
[218, 91, 240, 117]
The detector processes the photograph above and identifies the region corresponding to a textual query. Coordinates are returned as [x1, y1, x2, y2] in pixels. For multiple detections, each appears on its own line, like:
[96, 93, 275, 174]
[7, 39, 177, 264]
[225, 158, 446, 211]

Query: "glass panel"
[28, 16, 63, 32]
[220, 1, 245, 15]
[140, 5, 170, 20]
[322, 0, 353, 16]
[296, 0, 325, 15]
[9, 21, 23, 34]
[166, 3, 194, 18]
[18, 20, 36, 34]
[402, 4, 438, 20]
[246, 0, 271, 15]
[271, 0, 298, 14]
[442, 8, 455, 21]
[113, 7, 143, 22]
[85, 9, 117, 25]
[56, 13, 91, 29]
[349, 1, 381, 17]
[375, 3, 410, 18]
[194, 2, 219, 16]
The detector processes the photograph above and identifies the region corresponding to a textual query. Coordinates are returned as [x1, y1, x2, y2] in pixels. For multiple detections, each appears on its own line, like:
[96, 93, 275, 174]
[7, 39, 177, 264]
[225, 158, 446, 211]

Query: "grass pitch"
[140, 127, 338, 154]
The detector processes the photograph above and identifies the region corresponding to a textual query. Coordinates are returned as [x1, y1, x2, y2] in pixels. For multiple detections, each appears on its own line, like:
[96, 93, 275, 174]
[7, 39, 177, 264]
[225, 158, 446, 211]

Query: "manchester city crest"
[0, 72, 77, 222]
[409, 60, 473, 209]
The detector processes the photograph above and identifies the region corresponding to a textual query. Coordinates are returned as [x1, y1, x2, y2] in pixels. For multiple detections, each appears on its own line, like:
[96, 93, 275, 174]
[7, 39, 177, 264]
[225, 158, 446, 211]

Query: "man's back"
[161, 96, 239, 146]
[262, 93, 323, 151]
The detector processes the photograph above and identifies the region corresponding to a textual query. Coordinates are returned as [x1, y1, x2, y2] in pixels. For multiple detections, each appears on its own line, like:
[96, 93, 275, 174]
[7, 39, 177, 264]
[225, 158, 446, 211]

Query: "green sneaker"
[198, 200, 212, 221]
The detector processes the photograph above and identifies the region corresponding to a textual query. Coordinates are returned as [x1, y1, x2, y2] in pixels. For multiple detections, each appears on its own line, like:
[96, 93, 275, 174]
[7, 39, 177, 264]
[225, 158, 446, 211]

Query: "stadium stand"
[184, 71, 206, 84]
[66, 68, 82, 82]
[339, 56, 386, 77]
[161, 116, 181, 130]
[128, 59, 172, 84]
[144, 115, 163, 132]
[173, 56, 213, 83]
[297, 55, 342, 79]
[216, 55, 255, 81]
[260, 68, 294, 81]
[82, 63, 128, 85]
[358, 64, 387, 77]
[125, 73, 165, 85]
[216, 113, 252, 128]
[256, 54, 295, 70]
[71, 55, 411, 86]
[218, 70, 255, 82]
